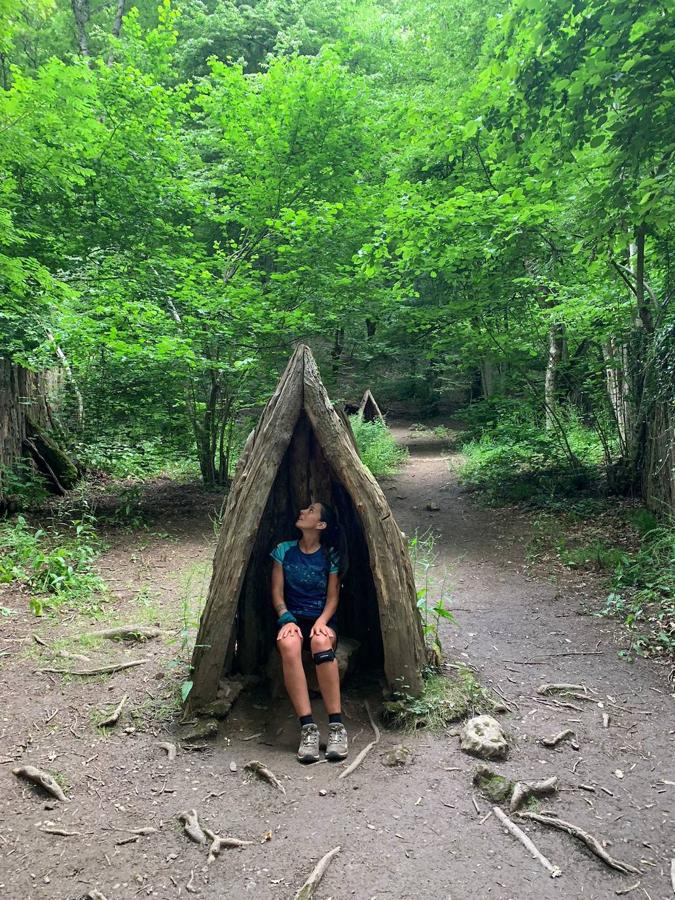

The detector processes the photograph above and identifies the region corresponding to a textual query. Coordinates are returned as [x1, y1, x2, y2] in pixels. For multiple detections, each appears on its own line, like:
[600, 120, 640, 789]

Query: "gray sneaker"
[326, 723, 348, 761]
[297, 724, 320, 763]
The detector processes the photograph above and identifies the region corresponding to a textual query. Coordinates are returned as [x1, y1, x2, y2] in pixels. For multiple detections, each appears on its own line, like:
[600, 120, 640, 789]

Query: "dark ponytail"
[317, 502, 348, 577]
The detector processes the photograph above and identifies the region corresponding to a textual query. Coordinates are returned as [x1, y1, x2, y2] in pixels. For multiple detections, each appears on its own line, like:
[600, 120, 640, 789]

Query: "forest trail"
[1, 424, 673, 900]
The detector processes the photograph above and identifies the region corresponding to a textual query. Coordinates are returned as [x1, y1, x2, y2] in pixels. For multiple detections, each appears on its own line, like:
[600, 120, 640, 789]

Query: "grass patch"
[0, 514, 106, 616]
[383, 667, 493, 731]
[350, 416, 408, 477]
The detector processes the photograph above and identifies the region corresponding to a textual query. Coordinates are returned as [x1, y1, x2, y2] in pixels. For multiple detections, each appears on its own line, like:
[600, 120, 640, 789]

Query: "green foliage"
[0, 514, 105, 614]
[383, 667, 490, 731]
[0, 460, 50, 508]
[602, 526, 675, 658]
[350, 416, 407, 477]
[457, 406, 608, 506]
[409, 529, 455, 663]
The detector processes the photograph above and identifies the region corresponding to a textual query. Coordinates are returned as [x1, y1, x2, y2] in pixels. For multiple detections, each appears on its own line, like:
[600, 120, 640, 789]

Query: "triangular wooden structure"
[358, 389, 385, 424]
[189, 345, 425, 711]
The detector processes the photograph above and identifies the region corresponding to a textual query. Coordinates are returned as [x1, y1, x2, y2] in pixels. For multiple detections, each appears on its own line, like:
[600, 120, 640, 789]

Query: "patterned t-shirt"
[271, 540, 339, 619]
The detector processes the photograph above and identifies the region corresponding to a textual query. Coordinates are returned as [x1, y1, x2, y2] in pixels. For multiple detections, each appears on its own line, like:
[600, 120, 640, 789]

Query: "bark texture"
[189, 345, 424, 710]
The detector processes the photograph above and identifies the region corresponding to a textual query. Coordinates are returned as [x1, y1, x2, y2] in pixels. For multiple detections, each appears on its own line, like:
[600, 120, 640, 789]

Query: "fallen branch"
[338, 701, 380, 780]
[156, 741, 177, 761]
[615, 883, 641, 896]
[492, 806, 561, 878]
[185, 871, 199, 894]
[38, 659, 149, 676]
[244, 760, 285, 794]
[510, 776, 558, 813]
[519, 811, 640, 874]
[540, 729, 575, 748]
[13, 766, 67, 801]
[178, 809, 207, 845]
[294, 846, 341, 899]
[203, 826, 253, 864]
[85, 625, 164, 642]
[98, 694, 128, 728]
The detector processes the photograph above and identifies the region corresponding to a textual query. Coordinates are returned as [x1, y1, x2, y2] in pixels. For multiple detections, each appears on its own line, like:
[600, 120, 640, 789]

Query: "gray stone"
[459, 715, 508, 760]
[180, 718, 219, 743]
[382, 744, 413, 767]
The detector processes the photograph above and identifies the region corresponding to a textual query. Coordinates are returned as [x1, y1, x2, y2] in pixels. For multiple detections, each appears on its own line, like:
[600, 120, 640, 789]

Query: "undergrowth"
[350, 416, 408, 477]
[0, 514, 106, 615]
[383, 666, 493, 731]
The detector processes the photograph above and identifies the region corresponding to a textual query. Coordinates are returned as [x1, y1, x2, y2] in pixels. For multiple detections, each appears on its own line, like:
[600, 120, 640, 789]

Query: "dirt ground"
[1, 424, 673, 900]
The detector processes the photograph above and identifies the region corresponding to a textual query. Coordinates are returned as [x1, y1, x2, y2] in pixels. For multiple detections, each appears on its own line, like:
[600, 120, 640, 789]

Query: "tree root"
[39, 659, 149, 676]
[178, 809, 207, 844]
[13, 765, 67, 801]
[202, 826, 252, 864]
[38, 821, 80, 836]
[519, 811, 640, 874]
[294, 846, 341, 899]
[537, 683, 588, 695]
[338, 701, 380, 780]
[244, 760, 286, 794]
[540, 729, 576, 748]
[493, 807, 561, 877]
[86, 891, 109, 900]
[85, 626, 165, 642]
[510, 776, 558, 813]
[156, 741, 177, 761]
[98, 695, 128, 728]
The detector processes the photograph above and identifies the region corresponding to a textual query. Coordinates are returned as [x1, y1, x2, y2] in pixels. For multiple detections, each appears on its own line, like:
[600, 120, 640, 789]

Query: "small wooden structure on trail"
[358, 389, 385, 425]
[188, 344, 425, 714]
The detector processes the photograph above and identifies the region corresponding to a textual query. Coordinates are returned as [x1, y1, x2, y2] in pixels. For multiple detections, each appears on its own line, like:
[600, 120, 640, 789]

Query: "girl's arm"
[311, 573, 340, 637]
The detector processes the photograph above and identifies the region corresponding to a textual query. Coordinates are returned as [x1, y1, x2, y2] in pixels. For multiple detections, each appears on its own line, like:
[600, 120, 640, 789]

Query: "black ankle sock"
[299, 714, 314, 727]
[328, 713, 342, 724]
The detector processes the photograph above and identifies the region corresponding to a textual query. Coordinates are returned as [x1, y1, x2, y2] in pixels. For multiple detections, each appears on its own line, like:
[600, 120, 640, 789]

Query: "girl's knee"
[278, 633, 302, 658]
[310, 634, 333, 654]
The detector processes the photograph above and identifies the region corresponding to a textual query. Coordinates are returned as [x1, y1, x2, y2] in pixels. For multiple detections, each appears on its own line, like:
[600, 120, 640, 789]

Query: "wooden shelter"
[358, 389, 385, 424]
[189, 345, 425, 712]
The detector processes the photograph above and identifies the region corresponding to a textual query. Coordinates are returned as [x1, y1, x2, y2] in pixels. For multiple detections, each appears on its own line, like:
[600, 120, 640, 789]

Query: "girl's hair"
[317, 501, 347, 577]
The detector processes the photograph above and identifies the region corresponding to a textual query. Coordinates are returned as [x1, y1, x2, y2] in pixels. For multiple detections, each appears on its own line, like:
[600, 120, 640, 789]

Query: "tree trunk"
[544, 323, 564, 431]
[107, 0, 126, 64]
[71, 0, 90, 56]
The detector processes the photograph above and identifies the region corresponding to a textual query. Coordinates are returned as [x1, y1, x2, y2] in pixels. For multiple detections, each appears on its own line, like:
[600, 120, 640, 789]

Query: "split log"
[98, 694, 128, 728]
[244, 760, 285, 794]
[519, 811, 640, 874]
[178, 809, 207, 845]
[294, 846, 341, 900]
[13, 766, 67, 801]
[492, 807, 561, 878]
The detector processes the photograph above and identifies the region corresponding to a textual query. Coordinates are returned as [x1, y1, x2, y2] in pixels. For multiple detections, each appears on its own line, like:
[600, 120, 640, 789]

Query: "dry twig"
[338, 701, 380, 780]
[13, 765, 67, 801]
[202, 826, 253, 863]
[519, 811, 640, 874]
[294, 846, 341, 899]
[37, 822, 80, 836]
[510, 776, 558, 813]
[492, 807, 561, 878]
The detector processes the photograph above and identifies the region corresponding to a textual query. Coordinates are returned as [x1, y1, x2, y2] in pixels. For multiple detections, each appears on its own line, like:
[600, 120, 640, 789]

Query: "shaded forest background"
[0, 0, 673, 514]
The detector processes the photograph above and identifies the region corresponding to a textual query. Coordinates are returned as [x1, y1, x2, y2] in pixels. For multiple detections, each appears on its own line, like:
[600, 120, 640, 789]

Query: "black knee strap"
[313, 649, 336, 666]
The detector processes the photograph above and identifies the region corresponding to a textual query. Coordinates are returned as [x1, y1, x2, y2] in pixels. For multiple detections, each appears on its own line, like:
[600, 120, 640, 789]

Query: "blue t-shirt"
[271, 540, 339, 619]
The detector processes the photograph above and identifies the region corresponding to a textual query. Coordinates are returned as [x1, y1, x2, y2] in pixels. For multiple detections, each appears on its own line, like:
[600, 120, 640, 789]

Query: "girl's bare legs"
[277, 632, 312, 717]
[311, 632, 340, 715]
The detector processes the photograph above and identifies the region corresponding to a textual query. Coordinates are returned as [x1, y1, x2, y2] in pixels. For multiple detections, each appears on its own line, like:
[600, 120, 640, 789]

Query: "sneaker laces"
[328, 724, 344, 744]
[301, 726, 317, 747]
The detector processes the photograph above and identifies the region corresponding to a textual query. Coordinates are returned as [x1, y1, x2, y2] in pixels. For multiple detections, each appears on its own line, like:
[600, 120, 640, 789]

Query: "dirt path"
[1, 427, 673, 900]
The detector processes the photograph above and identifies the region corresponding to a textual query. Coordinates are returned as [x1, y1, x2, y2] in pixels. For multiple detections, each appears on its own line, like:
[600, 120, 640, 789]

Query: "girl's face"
[296, 503, 326, 531]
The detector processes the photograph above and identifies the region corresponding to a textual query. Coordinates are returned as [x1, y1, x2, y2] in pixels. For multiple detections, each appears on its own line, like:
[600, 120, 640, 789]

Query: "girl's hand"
[310, 620, 333, 639]
[277, 623, 301, 642]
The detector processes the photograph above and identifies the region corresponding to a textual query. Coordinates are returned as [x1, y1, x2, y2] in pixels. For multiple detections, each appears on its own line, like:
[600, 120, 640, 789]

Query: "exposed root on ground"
[294, 846, 341, 899]
[13, 765, 67, 801]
